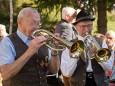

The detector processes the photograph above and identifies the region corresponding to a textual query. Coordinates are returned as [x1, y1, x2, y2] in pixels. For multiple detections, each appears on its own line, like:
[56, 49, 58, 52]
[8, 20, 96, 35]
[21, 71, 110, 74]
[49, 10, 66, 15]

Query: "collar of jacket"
[61, 19, 68, 23]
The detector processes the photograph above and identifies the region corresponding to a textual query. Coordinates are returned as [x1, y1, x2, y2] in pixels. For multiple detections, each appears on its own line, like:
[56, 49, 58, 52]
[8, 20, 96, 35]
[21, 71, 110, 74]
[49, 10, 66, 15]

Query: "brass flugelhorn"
[31, 29, 84, 58]
[84, 34, 111, 62]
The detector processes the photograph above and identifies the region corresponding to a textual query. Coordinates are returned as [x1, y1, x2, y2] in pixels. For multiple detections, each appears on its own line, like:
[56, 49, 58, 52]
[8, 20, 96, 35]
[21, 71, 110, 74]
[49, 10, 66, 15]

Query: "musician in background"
[105, 30, 115, 51]
[0, 24, 8, 42]
[0, 7, 60, 86]
[60, 10, 114, 86]
[55, 7, 78, 86]
[55, 7, 78, 41]
[105, 30, 115, 86]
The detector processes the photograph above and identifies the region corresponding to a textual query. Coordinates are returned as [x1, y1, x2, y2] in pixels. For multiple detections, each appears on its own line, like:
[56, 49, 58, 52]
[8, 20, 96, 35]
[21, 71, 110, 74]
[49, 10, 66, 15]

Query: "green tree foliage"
[0, 0, 115, 33]
[32, 0, 78, 30]
[75, 0, 115, 34]
[0, 0, 17, 32]
[107, 0, 115, 11]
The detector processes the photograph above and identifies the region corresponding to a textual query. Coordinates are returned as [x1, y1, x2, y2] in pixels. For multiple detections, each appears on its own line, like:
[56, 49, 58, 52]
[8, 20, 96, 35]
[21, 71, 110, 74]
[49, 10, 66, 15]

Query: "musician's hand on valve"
[92, 45, 97, 53]
[50, 33, 60, 57]
[53, 33, 60, 46]
[28, 36, 47, 55]
[90, 45, 97, 58]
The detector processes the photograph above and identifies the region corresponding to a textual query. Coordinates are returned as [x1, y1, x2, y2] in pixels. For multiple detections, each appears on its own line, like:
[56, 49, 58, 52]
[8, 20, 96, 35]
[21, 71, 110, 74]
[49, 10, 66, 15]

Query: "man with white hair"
[0, 7, 60, 86]
[0, 24, 8, 42]
[55, 7, 78, 41]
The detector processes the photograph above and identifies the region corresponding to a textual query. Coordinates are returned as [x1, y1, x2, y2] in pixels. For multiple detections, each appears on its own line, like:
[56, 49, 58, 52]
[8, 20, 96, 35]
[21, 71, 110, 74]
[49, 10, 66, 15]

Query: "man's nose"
[85, 28, 89, 34]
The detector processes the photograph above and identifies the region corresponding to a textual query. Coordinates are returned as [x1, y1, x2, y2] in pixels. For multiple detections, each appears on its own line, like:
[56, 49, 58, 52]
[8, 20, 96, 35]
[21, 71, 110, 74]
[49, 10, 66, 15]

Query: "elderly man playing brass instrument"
[60, 10, 114, 86]
[0, 7, 60, 86]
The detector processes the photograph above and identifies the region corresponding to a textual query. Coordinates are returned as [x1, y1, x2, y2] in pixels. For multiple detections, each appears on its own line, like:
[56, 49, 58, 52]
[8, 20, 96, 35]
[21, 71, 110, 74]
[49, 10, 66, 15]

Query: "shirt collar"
[77, 34, 84, 41]
[112, 45, 115, 51]
[16, 29, 28, 43]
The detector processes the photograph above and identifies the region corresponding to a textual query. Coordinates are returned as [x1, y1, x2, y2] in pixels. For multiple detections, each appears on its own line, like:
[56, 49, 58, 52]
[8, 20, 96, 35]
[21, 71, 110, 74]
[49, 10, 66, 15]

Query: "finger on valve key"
[54, 33, 60, 45]
[36, 36, 47, 44]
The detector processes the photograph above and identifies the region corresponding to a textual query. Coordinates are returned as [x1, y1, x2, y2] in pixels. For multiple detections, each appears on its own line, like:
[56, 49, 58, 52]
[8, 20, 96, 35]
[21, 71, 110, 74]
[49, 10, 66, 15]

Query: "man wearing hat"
[60, 10, 114, 86]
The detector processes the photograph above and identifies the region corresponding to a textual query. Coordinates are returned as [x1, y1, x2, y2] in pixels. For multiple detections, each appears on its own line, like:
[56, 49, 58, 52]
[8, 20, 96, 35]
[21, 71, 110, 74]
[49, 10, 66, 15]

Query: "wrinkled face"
[105, 33, 115, 50]
[75, 21, 93, 37]
[18, 12, 40, 37]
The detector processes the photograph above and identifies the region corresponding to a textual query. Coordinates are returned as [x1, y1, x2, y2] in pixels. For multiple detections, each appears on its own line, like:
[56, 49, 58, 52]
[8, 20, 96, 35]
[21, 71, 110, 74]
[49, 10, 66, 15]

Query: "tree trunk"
[9, 0, 13, 34]
[97, 0, 107, 35]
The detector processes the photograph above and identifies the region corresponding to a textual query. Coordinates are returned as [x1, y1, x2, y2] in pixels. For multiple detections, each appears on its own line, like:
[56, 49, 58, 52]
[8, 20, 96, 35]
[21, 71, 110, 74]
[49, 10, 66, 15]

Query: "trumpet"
[31, 29, 84, 58]
[84, 34, 111, 62]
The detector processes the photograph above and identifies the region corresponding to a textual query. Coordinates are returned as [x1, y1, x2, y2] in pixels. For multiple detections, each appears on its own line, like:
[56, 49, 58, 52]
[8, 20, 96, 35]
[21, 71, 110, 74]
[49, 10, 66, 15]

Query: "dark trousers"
[85, 72, 97, 86]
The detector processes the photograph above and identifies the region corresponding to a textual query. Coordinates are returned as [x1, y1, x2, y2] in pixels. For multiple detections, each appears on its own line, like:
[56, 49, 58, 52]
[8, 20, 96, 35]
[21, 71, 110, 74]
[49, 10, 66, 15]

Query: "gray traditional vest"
[70, 37, 109, 86]
[7, 32, 48, 86]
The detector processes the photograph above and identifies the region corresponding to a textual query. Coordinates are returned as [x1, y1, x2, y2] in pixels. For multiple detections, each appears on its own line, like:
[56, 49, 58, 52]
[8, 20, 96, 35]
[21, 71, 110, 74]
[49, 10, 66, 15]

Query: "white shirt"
[60, 35, 114, 77]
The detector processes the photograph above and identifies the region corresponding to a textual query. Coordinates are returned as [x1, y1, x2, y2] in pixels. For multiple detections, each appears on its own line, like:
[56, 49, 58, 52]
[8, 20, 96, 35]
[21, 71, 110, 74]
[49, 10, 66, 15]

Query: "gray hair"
[17, 7, 39, 19]
[0, 24, 6, 32]
[62, 7, 76, 19]
[0, 24, 8, 36]
[106, 30, 115, 37]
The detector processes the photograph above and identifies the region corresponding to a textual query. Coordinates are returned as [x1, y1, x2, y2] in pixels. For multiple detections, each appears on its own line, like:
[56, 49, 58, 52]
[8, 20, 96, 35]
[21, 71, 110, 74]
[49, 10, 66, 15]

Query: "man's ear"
[17, 18, 22, 25]
[65, 15, 69, 19]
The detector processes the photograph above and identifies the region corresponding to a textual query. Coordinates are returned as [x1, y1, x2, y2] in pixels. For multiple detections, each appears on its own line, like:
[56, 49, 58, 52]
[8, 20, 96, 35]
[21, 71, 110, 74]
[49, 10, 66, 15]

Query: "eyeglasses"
[24, 17, 41, 26]
[28, 21, 42, 26]
[77, 24, 93, 29]
[106, 37, 114, 40]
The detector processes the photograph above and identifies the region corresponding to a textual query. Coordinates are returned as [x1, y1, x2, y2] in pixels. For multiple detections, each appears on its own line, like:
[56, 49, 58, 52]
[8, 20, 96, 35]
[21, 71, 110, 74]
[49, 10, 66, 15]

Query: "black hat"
[73, 10, 95, 25]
